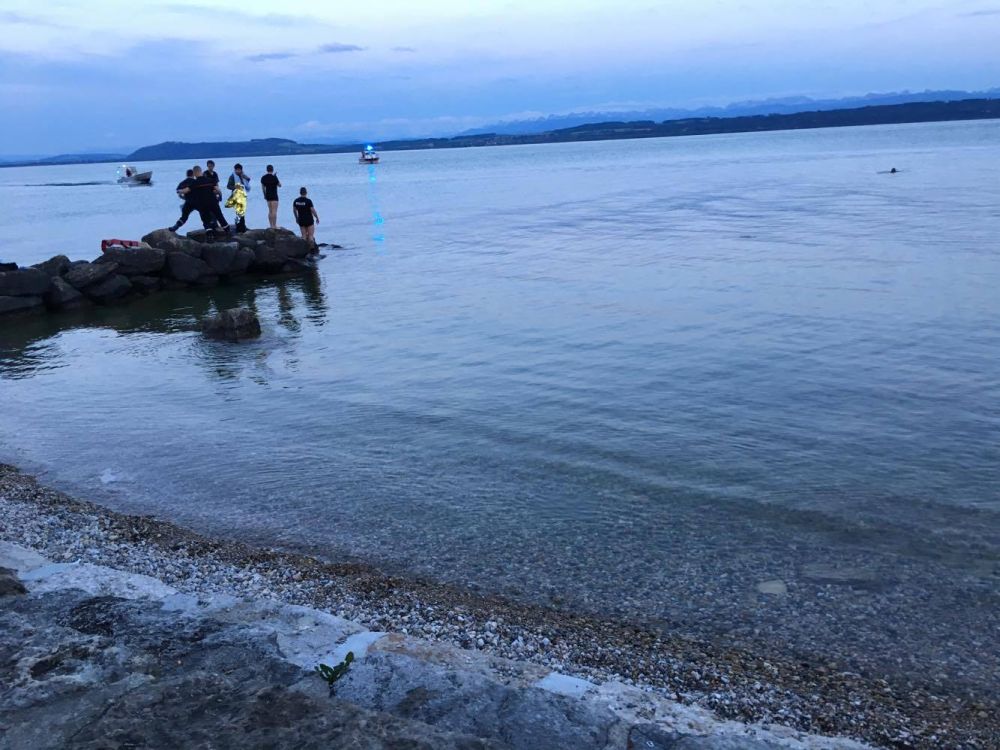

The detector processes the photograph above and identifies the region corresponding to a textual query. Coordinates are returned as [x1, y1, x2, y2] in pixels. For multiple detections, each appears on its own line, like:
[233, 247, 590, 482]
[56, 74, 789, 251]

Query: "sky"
[2, 0, 999, 154]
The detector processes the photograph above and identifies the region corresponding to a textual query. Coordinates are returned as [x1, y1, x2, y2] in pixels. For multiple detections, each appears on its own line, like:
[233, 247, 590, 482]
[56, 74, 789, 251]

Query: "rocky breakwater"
[0, 228, 318, 319]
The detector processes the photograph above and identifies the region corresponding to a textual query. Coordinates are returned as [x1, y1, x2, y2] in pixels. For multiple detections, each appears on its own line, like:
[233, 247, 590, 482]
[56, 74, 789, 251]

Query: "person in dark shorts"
[261, 165, 281, 229]
[292, 187, 319, 248]
[200, 161, 230, 231]
[169, 168, 197, 232]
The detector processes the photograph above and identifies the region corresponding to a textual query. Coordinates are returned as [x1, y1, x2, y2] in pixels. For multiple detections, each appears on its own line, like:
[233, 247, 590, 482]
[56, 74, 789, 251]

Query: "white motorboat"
[359, 145, 379, 164]
[117, 164, 153, 185]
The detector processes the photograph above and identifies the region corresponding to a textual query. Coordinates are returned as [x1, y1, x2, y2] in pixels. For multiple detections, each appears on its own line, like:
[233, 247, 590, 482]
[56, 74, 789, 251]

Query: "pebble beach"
[1, 464, 996, 749]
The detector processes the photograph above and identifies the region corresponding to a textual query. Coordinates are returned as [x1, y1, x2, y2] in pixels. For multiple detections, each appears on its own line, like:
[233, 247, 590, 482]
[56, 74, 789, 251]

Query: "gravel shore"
[1, 464, 996, 749]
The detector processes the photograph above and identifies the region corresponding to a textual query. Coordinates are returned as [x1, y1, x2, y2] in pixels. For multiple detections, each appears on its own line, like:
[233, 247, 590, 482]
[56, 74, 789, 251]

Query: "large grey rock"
[84, 274, 132, 303]
[251, 244, 287, 273]
[166, 252, 212, 283]
[43, 277, 88, 310]
[129, 275, 162, 294]
[141, 228, 180, 247]
[0, 262, 16, 272]
[201, 307, 261, 341]
[0, 567, 26, 597]
[274, 235, 313, 259]
[64, 261, 117, 291]
[0, 267, 52, 297]
[0, 295, 44, 315]
[31, 255, 71, 278]
[0, 593, 504, 750]
[99, 245, 165, 276]
[202, 242, 238, 274]
[142, 229, 203, 257]
[230, 246, 255, 275]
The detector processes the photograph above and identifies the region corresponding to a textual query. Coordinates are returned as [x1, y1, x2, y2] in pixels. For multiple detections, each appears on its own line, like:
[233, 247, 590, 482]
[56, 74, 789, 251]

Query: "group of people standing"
[170, 160, 320, 246]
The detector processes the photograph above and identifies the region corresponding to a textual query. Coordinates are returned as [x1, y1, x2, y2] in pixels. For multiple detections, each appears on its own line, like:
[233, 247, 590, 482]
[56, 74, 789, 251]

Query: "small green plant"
[315, 651, 355, 692]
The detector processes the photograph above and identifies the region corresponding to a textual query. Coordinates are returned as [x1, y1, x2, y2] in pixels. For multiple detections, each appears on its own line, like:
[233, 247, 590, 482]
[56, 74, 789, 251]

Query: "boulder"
[166, 252, 212, 283]
[201, 307, 261, 341]
[84, 274, 132, 303]
[230, 247, 255, 275]
[32, 254, 71, 278]
[251, 244, 287, 273]
[99, 245, 165, 276]
[44, 277, 88, 310]
[0, 295, 44, 315]
[0, 262, 17, 272]
[234, 235, 260, 250]
[191, 274, 220, 287]
[142, 229, 203, 257]
[202, 242, 238, 274]
[274, 235, 312, 259]
[130, 275, 162, 294]
[141, 228, 180, 247]
[65, 261, 118, 290]
[0, 267, 52, 297]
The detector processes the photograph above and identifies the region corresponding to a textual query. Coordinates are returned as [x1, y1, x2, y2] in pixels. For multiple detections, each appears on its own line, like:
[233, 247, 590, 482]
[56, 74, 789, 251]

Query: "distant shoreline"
[3, 98, 999, 169]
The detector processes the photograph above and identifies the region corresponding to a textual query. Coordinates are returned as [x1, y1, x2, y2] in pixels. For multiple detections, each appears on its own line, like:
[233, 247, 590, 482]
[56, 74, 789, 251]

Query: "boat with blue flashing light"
[359, 145, 379, 164]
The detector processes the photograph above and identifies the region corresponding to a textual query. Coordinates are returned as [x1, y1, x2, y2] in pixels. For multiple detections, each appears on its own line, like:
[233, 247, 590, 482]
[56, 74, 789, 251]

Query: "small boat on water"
[359, 145, 379, 164]
[117, 164, 153, 185]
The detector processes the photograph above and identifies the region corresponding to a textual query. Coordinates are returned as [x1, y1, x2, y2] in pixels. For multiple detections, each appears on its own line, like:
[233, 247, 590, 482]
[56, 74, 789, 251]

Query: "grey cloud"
[318, 42, 366, 54]
[247, 52, 299, 62]
[392, 46, 417, 53]
[960, 8, 1000, 16]
[0, 11, 64, 27]
[160, 4, 320, 26]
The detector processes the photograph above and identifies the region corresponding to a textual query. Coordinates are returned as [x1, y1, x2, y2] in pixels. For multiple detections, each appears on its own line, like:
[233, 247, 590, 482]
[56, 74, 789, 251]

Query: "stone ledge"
[0, 542, 871, 750]
[0, 227, 323, 319]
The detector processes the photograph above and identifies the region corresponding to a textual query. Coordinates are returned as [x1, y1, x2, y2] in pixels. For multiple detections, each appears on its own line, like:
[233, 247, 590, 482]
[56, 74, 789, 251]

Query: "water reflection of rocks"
[0, 273, 328, 382]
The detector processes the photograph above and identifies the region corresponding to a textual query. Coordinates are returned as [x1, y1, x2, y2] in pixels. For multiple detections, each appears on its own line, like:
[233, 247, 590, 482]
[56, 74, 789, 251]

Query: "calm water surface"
[2, 122, 999, 691]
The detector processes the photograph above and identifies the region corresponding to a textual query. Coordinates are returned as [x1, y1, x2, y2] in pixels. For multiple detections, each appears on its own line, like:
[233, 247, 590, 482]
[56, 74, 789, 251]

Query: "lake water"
[2, 121, 999, 694]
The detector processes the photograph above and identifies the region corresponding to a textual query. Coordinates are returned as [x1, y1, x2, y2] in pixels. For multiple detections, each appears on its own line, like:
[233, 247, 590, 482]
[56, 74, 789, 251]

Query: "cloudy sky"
[2, 0, 999, 154]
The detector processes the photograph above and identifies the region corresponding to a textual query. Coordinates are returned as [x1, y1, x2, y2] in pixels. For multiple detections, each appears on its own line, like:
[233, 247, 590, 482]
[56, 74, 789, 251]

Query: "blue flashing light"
[366, 144, 374, 151]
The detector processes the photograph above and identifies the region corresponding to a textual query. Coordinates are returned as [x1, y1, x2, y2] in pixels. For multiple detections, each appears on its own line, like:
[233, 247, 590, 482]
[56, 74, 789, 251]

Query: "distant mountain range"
[458, 88, 1000, 136]
[3, 94, 999, 168]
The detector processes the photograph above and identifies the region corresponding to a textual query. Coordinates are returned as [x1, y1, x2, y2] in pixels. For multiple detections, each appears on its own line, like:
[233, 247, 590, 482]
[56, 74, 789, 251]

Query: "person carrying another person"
[168, 168, 197, 232]
[292, 187, 319, 249]
[260, 165, 281, 229]
[227, 163, 252, 232]
[186, 165, 227, 237]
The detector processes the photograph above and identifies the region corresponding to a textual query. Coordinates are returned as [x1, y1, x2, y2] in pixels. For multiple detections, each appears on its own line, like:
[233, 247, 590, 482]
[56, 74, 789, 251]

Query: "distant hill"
[126, 138, 328, 161]
[460, 88, 1000, 136]
[120, 98, 1000, 163]
[4, 97, 999, 169]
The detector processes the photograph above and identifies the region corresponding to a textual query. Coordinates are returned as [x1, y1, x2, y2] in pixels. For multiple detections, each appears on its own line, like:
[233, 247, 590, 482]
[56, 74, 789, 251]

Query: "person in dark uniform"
[261, 165, 281, 229]
[183, 165, 225, 238]
[201, 160, 230, 231]
[168, 169, 197, 232]
[292, 187, 318, 249]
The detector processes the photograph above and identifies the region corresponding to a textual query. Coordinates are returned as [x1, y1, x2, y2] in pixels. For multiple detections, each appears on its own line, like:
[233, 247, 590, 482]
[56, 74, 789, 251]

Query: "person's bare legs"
[305, 224, 316, 247]
[267, 200, 279, 229]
